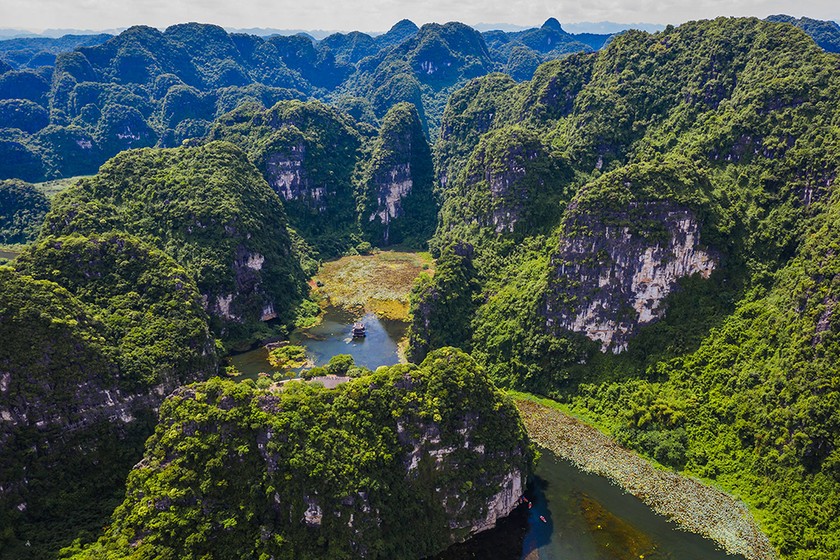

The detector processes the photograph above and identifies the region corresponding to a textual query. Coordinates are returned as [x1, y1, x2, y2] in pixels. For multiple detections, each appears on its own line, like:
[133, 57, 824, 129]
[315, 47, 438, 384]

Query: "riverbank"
[512, 395, 777, 560]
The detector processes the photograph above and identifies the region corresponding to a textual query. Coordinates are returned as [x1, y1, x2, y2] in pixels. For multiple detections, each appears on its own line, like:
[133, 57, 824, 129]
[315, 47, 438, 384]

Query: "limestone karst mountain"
[2, 13, 840, 560]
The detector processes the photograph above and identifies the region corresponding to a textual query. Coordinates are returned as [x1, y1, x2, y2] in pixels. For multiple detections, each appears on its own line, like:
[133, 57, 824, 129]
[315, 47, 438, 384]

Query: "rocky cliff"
[67, 348, 533, 560]
[418, 18, 840, 557]
[41, 141, 308, 342]
[546, 201, 716, 352]
[433, 125, 573, 252]
[359, 102, 436, 246]
[212, 99, 439, 252]
[0, 238, 216, 558]
[209, 100, 364, 251]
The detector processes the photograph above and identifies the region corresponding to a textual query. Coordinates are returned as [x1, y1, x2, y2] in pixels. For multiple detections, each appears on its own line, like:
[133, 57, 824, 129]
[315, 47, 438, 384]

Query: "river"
[436, 448, 744, 560]
[228, 307, 744, 560]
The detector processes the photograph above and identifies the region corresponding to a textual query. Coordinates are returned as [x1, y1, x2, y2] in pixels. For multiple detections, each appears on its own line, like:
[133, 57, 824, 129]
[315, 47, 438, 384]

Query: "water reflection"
[289, 308, 406, 370]
[227, 307, 407, 378]
[227, 310, 745, 560]
[435, 450, 744, 560]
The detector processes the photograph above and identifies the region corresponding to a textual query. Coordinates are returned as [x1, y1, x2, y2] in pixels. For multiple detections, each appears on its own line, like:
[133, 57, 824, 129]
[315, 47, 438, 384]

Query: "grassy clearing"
[33, 176, 89, 199]
[313, 250, 433, 320]
[0, 244, 23, 260]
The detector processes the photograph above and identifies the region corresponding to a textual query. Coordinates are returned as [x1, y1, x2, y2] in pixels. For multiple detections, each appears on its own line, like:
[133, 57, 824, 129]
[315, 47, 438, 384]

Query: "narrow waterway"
[228, 307, 745, 560]
[437, 449, 744, 560]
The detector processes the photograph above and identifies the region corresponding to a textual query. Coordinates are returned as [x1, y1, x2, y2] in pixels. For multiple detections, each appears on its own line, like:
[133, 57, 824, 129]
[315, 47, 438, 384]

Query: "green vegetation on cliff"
[0, 232, 216, 559]
[339, 22, 494, 136]
[0, 18, 613, 181]
[42, 141, 309, 342]
[434, 125, 573, 248]
[209, 100, 364, 254]
[3, 13, 840, 560]
[566, 190, 840, 557]
[1, 16, 836, 182]
[408, 246, 480, 363]
[0, 178, 49, 244]
[210, 99, 438, 255]
[413, 16, 840, 558]
[358, 102, 436, 247]
[14, 232, 216, 387]
[423, 15, 840, 378]
[65, 348, 532, 560]
[0, 266, 114, 419]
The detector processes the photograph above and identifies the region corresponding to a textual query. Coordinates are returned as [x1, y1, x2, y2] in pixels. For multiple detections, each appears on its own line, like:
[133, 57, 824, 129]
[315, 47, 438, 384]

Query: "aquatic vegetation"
[513, 397, 774, 560]
[578, 493, 658, 559]
[267, 344, 308, 369]
[315, 250, 434, 320]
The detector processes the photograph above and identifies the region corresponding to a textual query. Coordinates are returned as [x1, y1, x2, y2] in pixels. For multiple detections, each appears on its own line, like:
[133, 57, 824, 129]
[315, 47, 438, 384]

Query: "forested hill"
[410, 15, 840, 559]
[3, 12, 840, 560]
[0, 34, 111, 69]
[1, 15, 836, 183]
[766, 14, 840, 52]
[0, 19, 610, 182]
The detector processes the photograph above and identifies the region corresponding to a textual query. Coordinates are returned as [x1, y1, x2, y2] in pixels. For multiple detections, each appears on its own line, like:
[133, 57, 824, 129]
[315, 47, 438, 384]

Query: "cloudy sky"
[1, 0, 837, 33]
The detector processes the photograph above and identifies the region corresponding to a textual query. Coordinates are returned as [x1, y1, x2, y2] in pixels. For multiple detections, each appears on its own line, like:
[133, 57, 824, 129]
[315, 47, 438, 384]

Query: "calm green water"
[227, 307, 407, 378]
[437, 449, 744, 560]
[0, 249, 19, 260]
[229, 309, 746, 560]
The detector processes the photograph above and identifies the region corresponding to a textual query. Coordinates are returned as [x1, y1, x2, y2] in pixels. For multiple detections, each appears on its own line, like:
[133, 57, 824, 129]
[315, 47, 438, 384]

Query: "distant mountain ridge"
[0, 18, 611, 182]
[0, 34, 112, 69]
[766, 14, 840, 52]
[0, 15, 838, 182]
[0, 21, 665, 40]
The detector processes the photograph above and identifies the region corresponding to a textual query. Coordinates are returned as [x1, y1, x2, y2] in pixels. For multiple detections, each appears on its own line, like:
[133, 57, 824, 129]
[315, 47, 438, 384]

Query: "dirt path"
[515, 399, 777, 560]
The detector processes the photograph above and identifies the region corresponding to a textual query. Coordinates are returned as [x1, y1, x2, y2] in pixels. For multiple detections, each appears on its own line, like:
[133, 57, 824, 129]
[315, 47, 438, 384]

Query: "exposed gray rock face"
[302, 496, 324, 526]
[360, 102, 436, 246]
[264, 146, 330, 213]
[1, 377, 163, 444]
[217, 245, 274, 323]
[202, 242, 289, 327]
[368, 162, 414, 227]
[396, 419, 528, 538]
[0, 259, 216, 530]
[435, 127, 568, 247]
[546, 202, 716, 352]
[463, 139, 538, 234]
[468, 468, 523, 533]
[61, 348, 531, 558]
